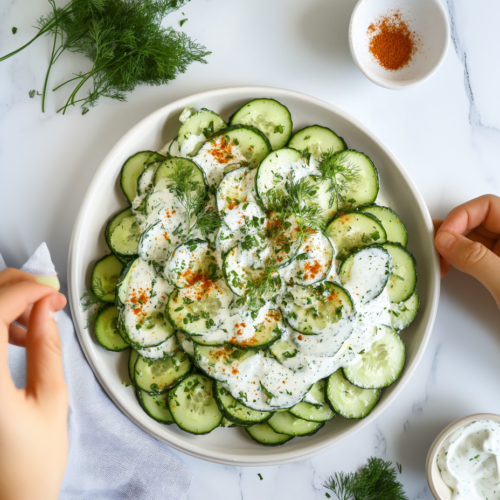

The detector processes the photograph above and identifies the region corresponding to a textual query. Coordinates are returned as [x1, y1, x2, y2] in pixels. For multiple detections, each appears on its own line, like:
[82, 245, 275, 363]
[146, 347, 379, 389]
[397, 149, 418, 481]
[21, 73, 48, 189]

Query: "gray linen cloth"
[2, 244, 193, 500]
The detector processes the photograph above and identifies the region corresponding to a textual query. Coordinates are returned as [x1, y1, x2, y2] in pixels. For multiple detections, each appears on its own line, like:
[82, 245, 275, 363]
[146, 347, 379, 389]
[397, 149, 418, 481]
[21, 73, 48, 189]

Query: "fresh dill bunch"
[317, 149, 361, 211]
[1, 0, 209, 114]
[324, 457, 408, 500]
[80, 287, 108, 328]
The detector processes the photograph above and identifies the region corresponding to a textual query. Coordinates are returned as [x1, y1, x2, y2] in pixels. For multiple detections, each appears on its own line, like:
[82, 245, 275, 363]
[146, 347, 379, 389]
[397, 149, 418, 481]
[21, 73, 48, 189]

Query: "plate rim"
[68, 85, 440, 466]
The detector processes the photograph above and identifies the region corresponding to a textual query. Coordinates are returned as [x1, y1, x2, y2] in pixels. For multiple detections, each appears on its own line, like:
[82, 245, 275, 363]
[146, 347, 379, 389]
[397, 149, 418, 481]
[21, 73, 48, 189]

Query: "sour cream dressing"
[437, 420, 500, 500]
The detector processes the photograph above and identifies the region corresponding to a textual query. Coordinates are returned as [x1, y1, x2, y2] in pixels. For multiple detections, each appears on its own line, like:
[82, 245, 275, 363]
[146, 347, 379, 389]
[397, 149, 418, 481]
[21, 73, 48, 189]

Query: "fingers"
[433, 219, 444, 233]
[9, 323, 27, 347]
[438, 195, 500, 237]
[0, 268, 35, 288]
[26, 294, 68, 402]
[435, 230, 500, 307]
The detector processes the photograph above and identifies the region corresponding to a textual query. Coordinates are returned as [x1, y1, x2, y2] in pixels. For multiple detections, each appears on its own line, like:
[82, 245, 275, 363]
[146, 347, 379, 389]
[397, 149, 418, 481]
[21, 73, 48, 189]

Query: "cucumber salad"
[86, 98, 419, 445]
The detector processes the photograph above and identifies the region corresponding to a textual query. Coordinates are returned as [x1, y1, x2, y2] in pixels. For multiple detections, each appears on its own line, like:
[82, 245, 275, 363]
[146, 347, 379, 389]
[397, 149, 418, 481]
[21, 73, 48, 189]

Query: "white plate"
[68, 86, 440, 466]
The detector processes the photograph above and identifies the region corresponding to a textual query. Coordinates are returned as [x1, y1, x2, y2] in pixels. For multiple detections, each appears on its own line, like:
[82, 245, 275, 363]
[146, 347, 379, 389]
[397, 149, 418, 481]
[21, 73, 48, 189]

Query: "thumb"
[435, 231, 500, 306]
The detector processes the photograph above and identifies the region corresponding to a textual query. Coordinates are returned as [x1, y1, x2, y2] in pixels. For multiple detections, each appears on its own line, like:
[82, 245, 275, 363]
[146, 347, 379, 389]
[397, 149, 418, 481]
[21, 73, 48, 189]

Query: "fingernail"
[437, 231, 457, 251]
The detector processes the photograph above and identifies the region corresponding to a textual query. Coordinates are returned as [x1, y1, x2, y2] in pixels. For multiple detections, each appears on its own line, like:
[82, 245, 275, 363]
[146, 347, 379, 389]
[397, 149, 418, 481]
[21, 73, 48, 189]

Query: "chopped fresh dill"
[1, 0, 209, 115]
[257, 473, 263, 481]
[12, 27, 18, 34]
[191, 207, 222, 238]
[317, 149, 361, 211]
[324, 457, 408, 500]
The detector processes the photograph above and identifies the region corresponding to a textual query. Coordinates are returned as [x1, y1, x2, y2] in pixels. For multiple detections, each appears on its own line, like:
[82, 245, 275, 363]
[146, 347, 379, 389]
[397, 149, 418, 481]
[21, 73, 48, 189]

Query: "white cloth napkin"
[4, 244, 193, 500]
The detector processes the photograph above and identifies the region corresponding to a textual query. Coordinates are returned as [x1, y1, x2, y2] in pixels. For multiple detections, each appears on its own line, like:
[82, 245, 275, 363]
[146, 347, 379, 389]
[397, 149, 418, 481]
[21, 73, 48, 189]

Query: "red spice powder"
[367, 10, 418, 71]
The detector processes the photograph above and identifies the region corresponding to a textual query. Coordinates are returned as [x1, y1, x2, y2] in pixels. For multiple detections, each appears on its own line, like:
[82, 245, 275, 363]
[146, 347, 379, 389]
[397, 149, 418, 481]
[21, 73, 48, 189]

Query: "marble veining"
[1, 0, 500, 499]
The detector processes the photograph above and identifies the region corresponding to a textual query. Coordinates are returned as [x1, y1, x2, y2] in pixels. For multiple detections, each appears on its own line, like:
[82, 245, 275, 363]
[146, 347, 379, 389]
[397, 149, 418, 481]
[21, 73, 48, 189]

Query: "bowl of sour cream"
[426, 414, 500, 500]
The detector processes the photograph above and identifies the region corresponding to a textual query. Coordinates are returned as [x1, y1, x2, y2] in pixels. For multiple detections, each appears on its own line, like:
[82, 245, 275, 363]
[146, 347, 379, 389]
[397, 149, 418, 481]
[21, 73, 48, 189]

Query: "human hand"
[0, 269, 68, 500]
[434, 194, 500, 307]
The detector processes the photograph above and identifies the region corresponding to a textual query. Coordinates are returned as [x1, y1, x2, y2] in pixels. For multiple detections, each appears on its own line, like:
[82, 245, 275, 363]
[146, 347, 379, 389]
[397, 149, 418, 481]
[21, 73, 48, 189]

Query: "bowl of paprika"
[349, 0, 450, 89]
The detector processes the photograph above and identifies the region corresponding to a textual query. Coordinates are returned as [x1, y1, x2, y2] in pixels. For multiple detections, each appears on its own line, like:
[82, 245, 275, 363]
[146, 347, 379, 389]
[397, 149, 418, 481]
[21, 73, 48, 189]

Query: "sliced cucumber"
[246, 422, 294, 446]
[326, 369, 381, 419]
[266, 213, 303, 268]
[267, 412, 324, 437]
[288, 401, 335, 423]
[94, 305, 129, 351]
[168, 239, 220, 288]
[168, 374, 223, 434]
[390, 290, 419, 331]
[282, 230, 334, 285]
[214, 381, 272, 425]
[343, 326, 406, 389]
[177, 108, 226, 156]
[136, 388, 175, 424]
[281, 282, 353, 334]
[303, 379, 327, 405]
[105, 208, 140, 260]
[115, 258, 137, 308]
[360, 205, 408, 247]
[328, 150, 379, 210]
[135, 351, 191, 395]
[229, 98, 293, 150]
[288, 125, 346, 158]
[381, 243, 417, 303]
[128, 349, 139, 383]
[168, 138, 180, 156]
[194, 344, 256, 380]
[135, 335, 178, 360]
[220, 417, 237, 428]
[309, 176, 338, 224]
[121, 151, 165, 203]
[338, 246, 391, 304]
[326, 212, 387, 261]
[212, 125, 272, 168]
[269, 338, 299, 364]
[137, 221, 174, 267]
[255, 147, 304, 205]
[176, 330, 195, 358]
[167, 279, 233, 335]
[216, 166, 255, 214]
[91, 254, 124, 303]
[134, 160, 163, 212]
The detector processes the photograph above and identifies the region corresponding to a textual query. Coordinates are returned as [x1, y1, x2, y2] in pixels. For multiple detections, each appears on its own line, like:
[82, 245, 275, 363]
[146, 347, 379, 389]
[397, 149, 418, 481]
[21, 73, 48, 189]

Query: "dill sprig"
[245, 258, 281, 300]
[80, 287, 107, 328]
[1, 0, 209, 114]
[317, 150, 361, 211]
[324, 457, 408, 500]
[191, 208, 222, 239]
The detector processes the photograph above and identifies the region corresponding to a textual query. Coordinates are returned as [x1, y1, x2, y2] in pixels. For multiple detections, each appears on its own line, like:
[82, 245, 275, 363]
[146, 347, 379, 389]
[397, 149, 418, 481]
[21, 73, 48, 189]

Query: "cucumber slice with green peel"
[216, 166, 255, 214]
[325, 369, 381, 419]
[135, 351, 191, 395]
[212, 125, 272, 168]
[168, 374, 223, 435]
[343, 326, 406, 389]
[220, 417, 237, 428]
[269, 338, 299, 364]
[229, 98, 293, 150]
[94, 305, 129, 351]
[133, 161, 163, 213]
[121, 151, 165, 203]
[390, 290, 419, 331]
[214, 381, 272, 425]
[339, 246, 391, 304]
[246, 422, 294, 446]
[281, 282, 354, 334]
[135, 335, 178, 360]
[168, 138, 180, 156]
[128, 349, 139, 383]
[137, 221, 175, 267]
[153, 157, 208, 203]
[288, 401, 335, 423]
[282, 230, 334, 285]
[303, 379, 327, 405]
[328, 150, 379, 211]
[288, 125, 346, 158]
[167, 278, 233, 335]
[176, 330, 195, 358]
[255, 147, 304, 205]
[105, 208, 141, 260]
[266, 213, 303, 268]
[381, 243, 417, 303]
[223, 245, 283, 297]
[168, 239, 220, 288]
[325, 212, 387, 261]
[91, 254, 124, 303]
[177, 108, 226, 156]
[115, 258, 137, 308]
[308, 176, 338, 224]
[267, 412, 324, 437]
[360, 205, 408, 247]
[136, 388, 175, 424]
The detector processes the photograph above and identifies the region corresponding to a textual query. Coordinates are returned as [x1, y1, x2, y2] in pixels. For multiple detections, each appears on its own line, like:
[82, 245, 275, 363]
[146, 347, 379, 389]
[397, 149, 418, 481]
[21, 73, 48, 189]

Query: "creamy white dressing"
[437, 420, 500, 500]
[180, 133, 205, 157]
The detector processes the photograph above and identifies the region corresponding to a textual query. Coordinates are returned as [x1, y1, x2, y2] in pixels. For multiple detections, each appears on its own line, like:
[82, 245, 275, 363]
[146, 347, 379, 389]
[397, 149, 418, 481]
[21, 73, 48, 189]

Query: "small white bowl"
[426, 413, 500, 500]
[349, 0, 450, 89]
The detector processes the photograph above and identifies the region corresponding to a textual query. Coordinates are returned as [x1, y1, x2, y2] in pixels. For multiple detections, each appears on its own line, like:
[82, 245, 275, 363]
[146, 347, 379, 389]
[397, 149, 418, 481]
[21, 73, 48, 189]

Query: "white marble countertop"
[1, 0, 499, 498]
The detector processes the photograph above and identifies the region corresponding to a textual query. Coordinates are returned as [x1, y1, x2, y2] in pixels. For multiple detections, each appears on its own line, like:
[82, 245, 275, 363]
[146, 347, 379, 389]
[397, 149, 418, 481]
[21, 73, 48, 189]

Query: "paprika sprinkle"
[367, 10, 418, 71]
